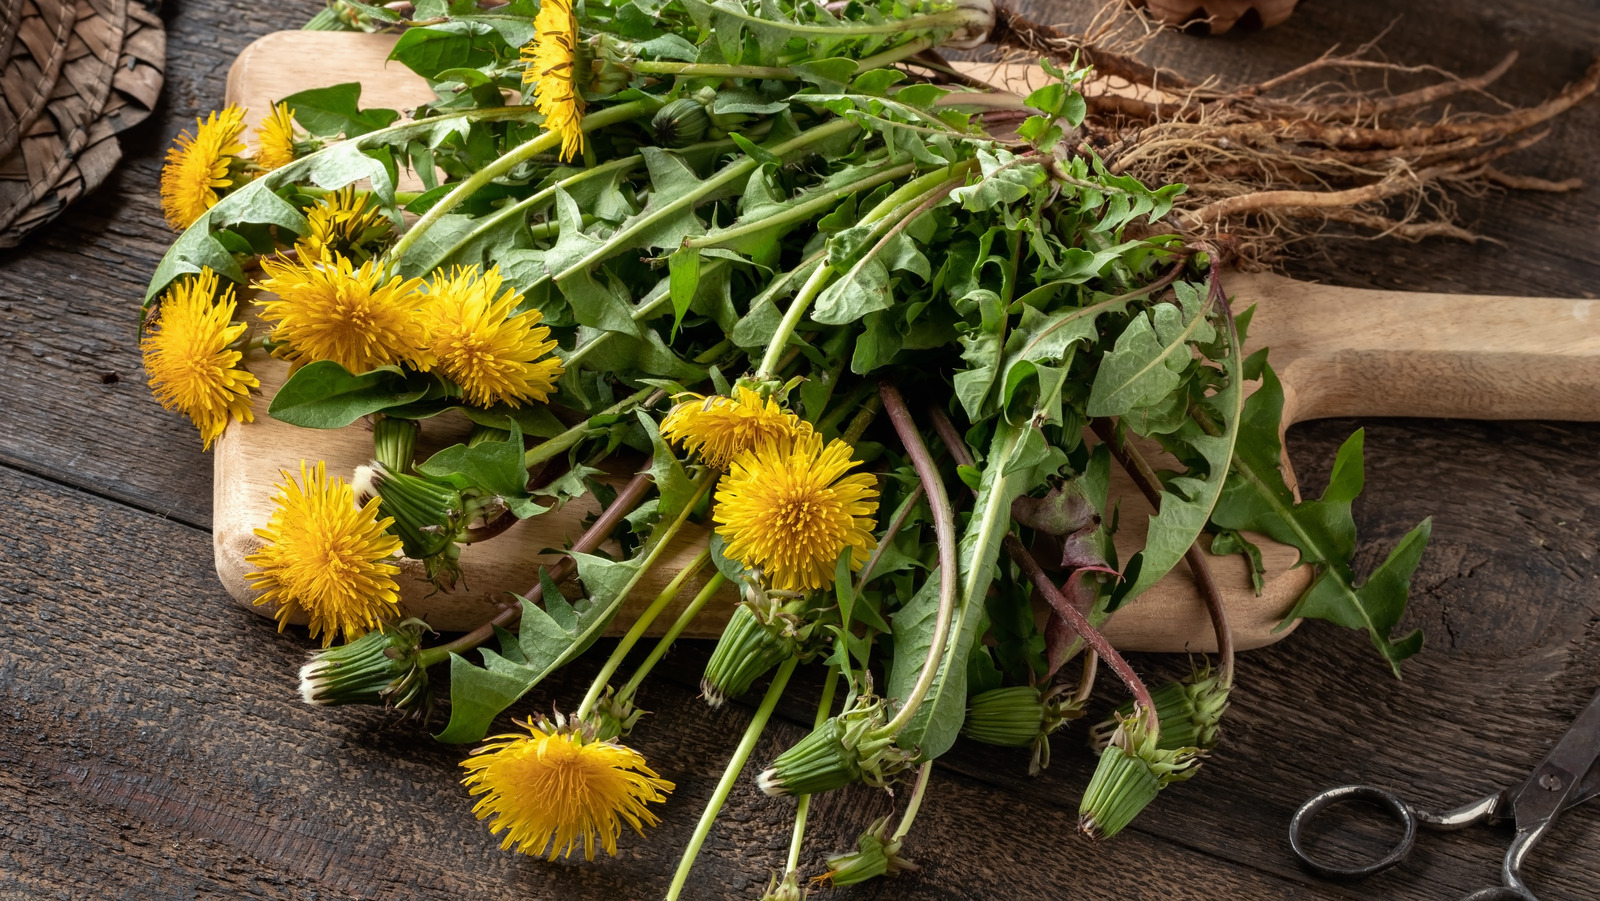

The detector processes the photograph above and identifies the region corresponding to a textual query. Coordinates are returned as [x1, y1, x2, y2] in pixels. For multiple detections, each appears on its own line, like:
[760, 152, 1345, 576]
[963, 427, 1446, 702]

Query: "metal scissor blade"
[1507, 683, 1600, 829]
[1566, 756, 1600, 810]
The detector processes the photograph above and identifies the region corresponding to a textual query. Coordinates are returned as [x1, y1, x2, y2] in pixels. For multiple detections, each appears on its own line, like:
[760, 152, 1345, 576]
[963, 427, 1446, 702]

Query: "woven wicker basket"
[0, 0, 164, 246]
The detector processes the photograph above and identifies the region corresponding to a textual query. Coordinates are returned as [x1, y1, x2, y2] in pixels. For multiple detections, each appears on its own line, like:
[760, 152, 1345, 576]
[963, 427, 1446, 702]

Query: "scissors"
[1289, 683, 1600, 900]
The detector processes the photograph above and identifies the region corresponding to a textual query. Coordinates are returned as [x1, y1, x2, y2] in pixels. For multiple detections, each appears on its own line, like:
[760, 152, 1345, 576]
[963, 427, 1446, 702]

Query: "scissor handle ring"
[1289, 784, 1418, 879]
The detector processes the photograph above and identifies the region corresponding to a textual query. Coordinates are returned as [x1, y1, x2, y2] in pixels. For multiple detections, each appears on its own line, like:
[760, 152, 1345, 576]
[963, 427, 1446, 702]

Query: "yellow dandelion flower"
[714, 431, 880, 592]
[521, 0, 586, 162]
[254, 252, 432, 374]
[660, 386, 810, 470]
[296, 186, 393, 263]
[246, 461, 404, 647]
[419, 265, 563, 408]
[461, 718, 674, 861]
[160, 105, 248, 230]
[254, 102, 299, 171]
[140, 269, 260, 450]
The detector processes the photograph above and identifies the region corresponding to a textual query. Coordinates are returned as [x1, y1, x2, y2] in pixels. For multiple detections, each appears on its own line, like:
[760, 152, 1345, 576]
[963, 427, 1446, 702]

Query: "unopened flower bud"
[701, 602, 798, 707]
[819, 816, 917, 887]
[354, 462, 466, 589]
[963, 684, 1085, 774]
[371, 415, 418, 473]
[652, 98, 711, 148]
[1078, 707, 1199, 839]
[758, 695, 915, 796]
[299, 618, 432, 718]
[1090, 666, 1230, 753]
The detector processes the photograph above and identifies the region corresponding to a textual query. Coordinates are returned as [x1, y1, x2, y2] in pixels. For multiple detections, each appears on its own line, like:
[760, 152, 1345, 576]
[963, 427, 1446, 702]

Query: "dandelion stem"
[523, 385, 656, 469]
[573, 472, 717, 721]
[628, 61, 797, 79]
[841, 394, 883, 445]
[1090, 416, 1235, 688]
[578, 548, 711, 719]
[666, 656, 799, 901]
[754, 161, 975, 379]
[1005, 533, 1157, 741]
[556, 118, 860, 285]
[785, 665, 840, 875]
[389, 97, 662, 263]
[681, 158, 916, 252]
[619, 572, 726, 701]
[890, 761, 934, 843]
[879, 382, 957, 736]
[756, 262, 833, 379]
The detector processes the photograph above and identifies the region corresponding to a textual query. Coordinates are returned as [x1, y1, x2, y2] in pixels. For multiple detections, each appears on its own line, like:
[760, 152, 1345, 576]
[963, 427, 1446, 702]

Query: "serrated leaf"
[1086, 289, 1214, 419]
[417, 423, 541, 518]
[637, 410, 695, 521]
[435, 552, 643, 743]
[1210, 364, 1429, 674]
[1112, 298, 1243, 608]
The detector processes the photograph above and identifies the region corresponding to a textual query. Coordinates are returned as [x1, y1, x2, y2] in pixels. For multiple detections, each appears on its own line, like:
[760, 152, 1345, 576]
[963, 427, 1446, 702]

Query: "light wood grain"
[214, 31, 1597, 649]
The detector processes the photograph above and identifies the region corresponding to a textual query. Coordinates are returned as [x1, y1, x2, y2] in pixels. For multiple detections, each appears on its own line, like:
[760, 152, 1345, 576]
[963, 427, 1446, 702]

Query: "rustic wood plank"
[2, 0, 1600, 898]
[0, 464, 1379, 899]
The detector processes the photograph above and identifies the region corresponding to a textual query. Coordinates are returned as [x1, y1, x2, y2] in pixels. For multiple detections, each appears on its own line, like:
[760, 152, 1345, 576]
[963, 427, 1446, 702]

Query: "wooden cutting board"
[212, 31, 1600, 650]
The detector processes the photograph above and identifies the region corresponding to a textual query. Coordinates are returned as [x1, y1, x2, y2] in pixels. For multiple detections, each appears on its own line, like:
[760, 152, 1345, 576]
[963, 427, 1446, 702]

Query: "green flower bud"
[467, 423, 511, 447]
[963, 684, 1085, 774]
[299, 618, 432, 719]
[963, 685, 1046, 746]
[820, 816, 917, 887]
[371, 415, 418, 473]
[1090, 666, 1231, 753]
[757, 695, 915, 796]
[1079, 708, 1199, 839]
[652, 98, 711, 148]
[701, 602, 798, 707]
[354, 462, 467, 590]
[588, 685, 644, 742]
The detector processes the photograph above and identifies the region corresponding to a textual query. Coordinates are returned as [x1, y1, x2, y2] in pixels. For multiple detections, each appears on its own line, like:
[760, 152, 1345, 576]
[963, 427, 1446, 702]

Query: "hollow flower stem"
[785, 666, 840, 875]
[389, 97, 662, 262]
[577, 548, 711, 719]
[619, 572, 726, 702]
[1004, 534, 1157, 738]
[878, 381, 958, 735]
[666, 656, 799, 901]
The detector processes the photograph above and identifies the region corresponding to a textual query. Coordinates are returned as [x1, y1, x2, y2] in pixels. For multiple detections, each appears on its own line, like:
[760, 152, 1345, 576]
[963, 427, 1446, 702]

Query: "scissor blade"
[1508, 683, 1600, 829]
[1566, 756, 1600, 810]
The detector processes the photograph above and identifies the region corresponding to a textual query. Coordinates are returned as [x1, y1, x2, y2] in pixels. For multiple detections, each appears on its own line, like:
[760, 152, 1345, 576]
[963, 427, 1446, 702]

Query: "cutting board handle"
[1233, 271, 1600, 425]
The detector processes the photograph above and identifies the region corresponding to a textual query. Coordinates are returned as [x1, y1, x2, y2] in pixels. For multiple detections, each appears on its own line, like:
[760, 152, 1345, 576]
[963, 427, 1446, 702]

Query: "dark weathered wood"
[3, 0, 1600, 898]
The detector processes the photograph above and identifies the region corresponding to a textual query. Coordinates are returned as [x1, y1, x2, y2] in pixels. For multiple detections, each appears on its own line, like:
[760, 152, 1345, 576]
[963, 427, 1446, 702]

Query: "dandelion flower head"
[254, 102, 299, 171]
[140, 269, 259, 450]
[461, 717, 675, 860]
[420, 265, 563, 408]
[714, 431, 879, 592]
[660, 386, 809, 470]
[160, 105, 247, 230]
[521, 0, 586, 162]
[296, 186, 393, 263]
[254, 252, 432, 374]
[246, 461, 403, 647]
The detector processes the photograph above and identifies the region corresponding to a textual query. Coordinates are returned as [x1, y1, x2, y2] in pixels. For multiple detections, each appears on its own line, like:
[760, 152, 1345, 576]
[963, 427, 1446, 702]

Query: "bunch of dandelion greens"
[131, 0, 1543, 890]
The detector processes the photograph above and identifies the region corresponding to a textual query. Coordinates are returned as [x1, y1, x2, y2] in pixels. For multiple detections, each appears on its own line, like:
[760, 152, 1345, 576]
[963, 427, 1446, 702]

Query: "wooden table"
[3, 1, 1599, 897]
